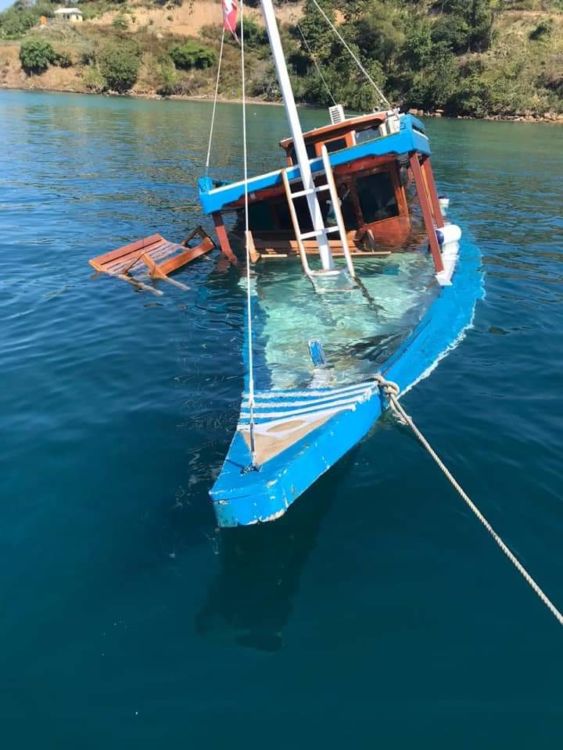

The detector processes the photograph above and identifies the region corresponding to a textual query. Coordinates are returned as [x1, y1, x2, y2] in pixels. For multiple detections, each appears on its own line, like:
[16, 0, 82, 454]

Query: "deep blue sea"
[0, 90, 562, 747]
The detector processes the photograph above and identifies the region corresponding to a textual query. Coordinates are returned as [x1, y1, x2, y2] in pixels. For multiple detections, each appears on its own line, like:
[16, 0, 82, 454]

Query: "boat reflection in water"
[195, 457, 351, 651]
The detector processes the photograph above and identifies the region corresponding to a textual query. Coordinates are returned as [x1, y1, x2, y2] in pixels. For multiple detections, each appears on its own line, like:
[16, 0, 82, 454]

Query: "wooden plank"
[245, 230, 261, 264]
[155, 237, 215, 276]
[261, 247, 390, 258]
[212, 212, 237, 264]
[141, 254, 190, 291]
[254, 238, 390, 256]
[421, 157, 445, 228]
[409, 154, 444, 274]
[89, 234, 163, 268]
[321, 144, 355, 278]
[107, 271, 164, 296]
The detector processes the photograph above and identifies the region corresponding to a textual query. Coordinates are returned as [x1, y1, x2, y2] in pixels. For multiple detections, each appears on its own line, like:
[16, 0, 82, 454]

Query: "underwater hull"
[211, 234, 483, 527]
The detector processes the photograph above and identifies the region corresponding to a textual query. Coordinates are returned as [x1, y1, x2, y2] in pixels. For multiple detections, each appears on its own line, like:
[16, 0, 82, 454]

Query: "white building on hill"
[53, 8, 83, 23]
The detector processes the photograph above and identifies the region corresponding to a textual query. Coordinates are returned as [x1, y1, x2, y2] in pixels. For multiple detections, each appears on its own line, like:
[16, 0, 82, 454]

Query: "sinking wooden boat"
[197, 1, 483, 527]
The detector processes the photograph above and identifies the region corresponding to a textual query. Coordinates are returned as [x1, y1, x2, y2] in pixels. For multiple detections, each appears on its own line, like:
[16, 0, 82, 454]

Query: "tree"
[0, 7, 36, 40]
[402, 20, 434, 71]
[169, 41, 216, 71]
[19, 39, 56, 75]
[408, 46, 460, 111]
[98, 42, 141, 93]
[298, 0, 335, 63]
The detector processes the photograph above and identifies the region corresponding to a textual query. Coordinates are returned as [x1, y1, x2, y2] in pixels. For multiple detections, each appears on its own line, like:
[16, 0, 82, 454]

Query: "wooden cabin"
[228, 112, 413, 258]
[198, 110, 445, 273]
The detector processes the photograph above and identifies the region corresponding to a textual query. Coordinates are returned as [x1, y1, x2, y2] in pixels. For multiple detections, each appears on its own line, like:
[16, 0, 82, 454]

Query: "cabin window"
[335, 184, 359, 230]
[322, 138, 347, 154]
[288, 143, 317, 165]
[356, 172, 399, 223]
[355, 126, 381, 144]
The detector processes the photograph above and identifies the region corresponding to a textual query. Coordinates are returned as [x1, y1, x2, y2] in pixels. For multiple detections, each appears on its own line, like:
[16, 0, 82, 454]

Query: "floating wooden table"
[89, 227, 215, 295]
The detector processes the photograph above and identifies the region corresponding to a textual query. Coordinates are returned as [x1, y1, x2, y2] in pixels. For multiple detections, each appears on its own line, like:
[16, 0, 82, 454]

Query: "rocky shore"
[408, 108, 563, 124]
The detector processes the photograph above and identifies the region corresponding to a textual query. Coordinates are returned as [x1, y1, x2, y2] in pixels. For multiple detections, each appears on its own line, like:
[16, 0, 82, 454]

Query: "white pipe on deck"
[260, 0, 334, 271]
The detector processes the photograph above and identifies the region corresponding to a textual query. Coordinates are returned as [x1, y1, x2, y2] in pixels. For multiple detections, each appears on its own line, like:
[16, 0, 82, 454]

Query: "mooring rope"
[205, 27, 226, 176]
[374, 374, 563, 627]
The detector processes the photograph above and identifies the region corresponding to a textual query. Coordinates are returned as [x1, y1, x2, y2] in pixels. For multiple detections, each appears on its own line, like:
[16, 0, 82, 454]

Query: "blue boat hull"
[211, 233, 483, 527]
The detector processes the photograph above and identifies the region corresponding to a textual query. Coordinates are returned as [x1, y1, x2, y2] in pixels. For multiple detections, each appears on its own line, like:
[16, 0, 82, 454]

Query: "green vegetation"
[0, 0, 561, 117]
[169, 41, 216, 70]
[98, 40, 141, 92]
[19, 38, 55, 74]
[54, 49, 73, 68]
[281, 0, 563, 116]
[0, 2, 53, 40]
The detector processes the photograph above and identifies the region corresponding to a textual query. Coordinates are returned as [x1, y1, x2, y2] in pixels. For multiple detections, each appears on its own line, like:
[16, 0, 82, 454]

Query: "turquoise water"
[1, 90, 562, 746]
[254, 251, 437, 389]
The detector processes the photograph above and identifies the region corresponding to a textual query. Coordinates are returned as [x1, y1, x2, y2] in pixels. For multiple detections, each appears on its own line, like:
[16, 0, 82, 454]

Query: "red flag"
[223, 0, 238, 37]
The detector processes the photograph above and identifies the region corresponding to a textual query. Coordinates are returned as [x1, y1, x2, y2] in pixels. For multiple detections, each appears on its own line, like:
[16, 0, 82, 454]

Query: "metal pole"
[260, 0, 334, 271]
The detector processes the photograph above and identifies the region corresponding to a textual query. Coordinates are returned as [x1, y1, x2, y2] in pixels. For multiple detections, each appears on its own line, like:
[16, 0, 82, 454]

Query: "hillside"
[0, 0, 561, 120]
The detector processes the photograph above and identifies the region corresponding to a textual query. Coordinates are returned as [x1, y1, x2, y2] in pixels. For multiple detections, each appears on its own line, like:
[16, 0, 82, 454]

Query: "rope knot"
[375, 374, 400, 399]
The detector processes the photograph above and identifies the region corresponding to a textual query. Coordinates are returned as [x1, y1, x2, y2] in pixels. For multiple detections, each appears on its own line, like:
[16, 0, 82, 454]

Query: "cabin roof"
[279, 111, 388, 150]
[199, 114, 429, 216]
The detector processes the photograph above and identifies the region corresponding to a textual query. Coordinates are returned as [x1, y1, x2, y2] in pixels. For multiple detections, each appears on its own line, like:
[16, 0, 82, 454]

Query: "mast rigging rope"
[205, 27, 226, 175]
[241, 0, 257, 467]
[310, 0, 391, 110]
[375, 374, 563, 628]
[295, 22, 337, 106]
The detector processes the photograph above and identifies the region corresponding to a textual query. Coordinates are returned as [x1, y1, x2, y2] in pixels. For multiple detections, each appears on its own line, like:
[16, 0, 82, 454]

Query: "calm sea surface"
[0, 90, 562, 747]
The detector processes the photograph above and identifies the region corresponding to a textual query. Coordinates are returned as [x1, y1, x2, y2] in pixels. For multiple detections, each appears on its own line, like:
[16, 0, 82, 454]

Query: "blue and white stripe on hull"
[239, 381, 378, 425]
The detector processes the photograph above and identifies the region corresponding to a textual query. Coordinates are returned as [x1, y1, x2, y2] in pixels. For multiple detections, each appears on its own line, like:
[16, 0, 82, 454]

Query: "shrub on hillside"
[54, 50, 73, 69]
[155, 59, 178, 97]
[235, 19, 268, 49]
[529, 19, 553, 41]
[19, 39, 56, 75]
[112, 14, 129, 31]
[169, 41, 216, 71]
[83, 67, 105, 94]
[98, 42, 141, 93]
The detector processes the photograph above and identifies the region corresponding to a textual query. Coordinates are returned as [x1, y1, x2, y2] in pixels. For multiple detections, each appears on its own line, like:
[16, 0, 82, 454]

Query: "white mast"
[260, 0, 334, 272]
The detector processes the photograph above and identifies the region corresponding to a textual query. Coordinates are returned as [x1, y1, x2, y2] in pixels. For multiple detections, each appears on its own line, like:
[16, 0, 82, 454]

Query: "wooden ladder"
[282, 146, 356, 283]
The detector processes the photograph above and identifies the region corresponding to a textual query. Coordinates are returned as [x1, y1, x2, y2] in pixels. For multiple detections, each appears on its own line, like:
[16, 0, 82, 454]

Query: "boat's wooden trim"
[409, 153, 444, 274]
[279, 111, 387, 151]
[241, 413, 333, 466]
[421, 157, 445, 228]
[249, 236, 391, 259]
[212, 211, 237, 264]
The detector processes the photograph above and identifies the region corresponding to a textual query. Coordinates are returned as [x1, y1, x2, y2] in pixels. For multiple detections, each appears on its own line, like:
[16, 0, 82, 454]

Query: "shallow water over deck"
[252, 250, 437, 389]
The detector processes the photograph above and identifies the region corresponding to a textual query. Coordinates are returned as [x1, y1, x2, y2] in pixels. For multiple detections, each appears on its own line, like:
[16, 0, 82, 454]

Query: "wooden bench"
[89, 227, 215, 295]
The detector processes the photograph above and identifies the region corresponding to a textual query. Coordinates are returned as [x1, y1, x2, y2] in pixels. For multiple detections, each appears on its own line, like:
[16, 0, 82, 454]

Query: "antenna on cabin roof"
[329, 105, 346, 125]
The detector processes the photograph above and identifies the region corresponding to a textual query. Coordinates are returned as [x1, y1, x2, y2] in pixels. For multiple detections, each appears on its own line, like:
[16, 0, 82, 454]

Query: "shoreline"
[1, 83, 561, 123]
